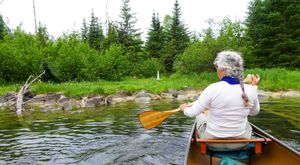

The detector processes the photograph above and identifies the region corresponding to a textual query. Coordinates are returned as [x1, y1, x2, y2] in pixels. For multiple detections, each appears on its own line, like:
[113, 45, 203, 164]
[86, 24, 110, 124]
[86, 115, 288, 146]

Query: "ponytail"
[239, 78, 250, 107]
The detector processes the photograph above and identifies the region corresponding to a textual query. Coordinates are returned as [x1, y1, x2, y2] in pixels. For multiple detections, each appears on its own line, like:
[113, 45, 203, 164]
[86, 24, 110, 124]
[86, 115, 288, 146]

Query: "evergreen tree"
[36, 23, 49, 47]
[88, 10, 104, 50]
[81, 18, 89, 42]
[246, 0, 300, 68]
[145, 12, 165, 59]
[163, 0, 190, 72]
[102, 22, 119, 50]
[0, 15, 9, 40]
[118, 0, 143, 55]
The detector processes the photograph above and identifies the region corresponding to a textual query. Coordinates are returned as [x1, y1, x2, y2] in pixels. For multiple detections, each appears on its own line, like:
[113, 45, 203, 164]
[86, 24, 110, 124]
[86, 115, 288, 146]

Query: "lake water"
[0, 99, 299, 164]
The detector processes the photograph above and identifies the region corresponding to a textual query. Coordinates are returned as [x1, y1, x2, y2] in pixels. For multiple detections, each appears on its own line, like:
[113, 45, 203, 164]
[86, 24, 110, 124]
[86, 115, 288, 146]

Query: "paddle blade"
[139, 110, 175, 129]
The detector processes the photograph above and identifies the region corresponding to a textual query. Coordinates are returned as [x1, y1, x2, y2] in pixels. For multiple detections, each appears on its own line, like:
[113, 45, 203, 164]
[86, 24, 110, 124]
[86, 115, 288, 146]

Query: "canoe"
[184, 122, 300, 165]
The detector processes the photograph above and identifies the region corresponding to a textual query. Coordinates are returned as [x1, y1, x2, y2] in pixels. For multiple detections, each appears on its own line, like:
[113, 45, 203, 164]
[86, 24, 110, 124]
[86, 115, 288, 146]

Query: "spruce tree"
[36, 23, 49, 47]
[88, 10, 104, 50]
[102, 22, 119, 50]
[145, 12, 165, 59]
[246, 0, 300, 68]
[163, 0, 190, 72]
[118, 0, 143, 55]
[81, 18, 89, 42]
[0, 15, 9, 40]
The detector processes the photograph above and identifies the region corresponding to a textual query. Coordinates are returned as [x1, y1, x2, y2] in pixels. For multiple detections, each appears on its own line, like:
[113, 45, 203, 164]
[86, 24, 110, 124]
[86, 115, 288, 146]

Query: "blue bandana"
[221, 76, 240, 85]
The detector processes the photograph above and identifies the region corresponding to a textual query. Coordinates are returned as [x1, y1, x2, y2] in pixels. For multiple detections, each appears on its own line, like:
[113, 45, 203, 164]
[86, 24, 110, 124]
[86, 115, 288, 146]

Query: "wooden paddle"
[139, 102, 194, 129]
[139, 108, 181, 129]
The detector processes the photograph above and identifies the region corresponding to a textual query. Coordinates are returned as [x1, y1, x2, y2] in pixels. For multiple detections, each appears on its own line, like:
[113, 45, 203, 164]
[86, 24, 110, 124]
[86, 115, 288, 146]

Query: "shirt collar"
[221, 76, 240, 85]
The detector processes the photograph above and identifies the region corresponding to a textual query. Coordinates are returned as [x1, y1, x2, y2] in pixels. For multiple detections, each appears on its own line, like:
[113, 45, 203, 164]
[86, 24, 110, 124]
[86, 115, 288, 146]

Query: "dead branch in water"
[16, 71, 45, 115]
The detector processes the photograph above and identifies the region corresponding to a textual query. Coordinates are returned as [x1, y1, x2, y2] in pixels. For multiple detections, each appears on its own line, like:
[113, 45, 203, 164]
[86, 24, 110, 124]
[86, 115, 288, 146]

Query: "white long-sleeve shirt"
[184, 81, 260, 137]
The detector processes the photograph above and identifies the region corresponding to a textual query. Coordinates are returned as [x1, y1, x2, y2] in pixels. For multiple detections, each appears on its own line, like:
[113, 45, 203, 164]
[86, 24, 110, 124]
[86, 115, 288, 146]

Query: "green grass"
[245, 68, 300, 91]
[0, 68, 299, 98]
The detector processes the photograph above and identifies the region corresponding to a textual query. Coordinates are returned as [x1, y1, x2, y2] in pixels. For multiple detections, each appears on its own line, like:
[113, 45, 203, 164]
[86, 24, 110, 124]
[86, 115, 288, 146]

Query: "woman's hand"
[179, 103, 188, 112]
[244, 74, 260, 85]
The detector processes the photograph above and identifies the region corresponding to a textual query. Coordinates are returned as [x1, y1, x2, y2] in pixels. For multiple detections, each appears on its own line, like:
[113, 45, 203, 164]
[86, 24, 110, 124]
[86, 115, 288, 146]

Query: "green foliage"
[0, 15, 9, 40]
[0, 28, 43, 82]
[174, 42, 214, 73]
[41, 61, 59, 82]
[133, 58, 164, 78]
[101, 22, 119, 50]
[93, 44, 130, 81]
[245, 68, 300, 91]
[36, 23, 50, 47]
[118, 0, 143, 54]
[1, 0, 300, 85]
[88, 10, 104, 50]
[145, 12, 165, 59]
[175, 18, 250, 73]
[245, 0, 300, 68]
[162, 0, 190, 72]
[81, 18, 88, 42]
[51, 34, 98, 81]
[1, 69, 299, 97]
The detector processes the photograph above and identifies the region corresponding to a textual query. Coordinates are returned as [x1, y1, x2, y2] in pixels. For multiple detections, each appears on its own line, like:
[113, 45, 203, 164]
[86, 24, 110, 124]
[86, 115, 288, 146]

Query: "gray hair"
[213, 51, 244, 80]
[213, 50, 250, 107]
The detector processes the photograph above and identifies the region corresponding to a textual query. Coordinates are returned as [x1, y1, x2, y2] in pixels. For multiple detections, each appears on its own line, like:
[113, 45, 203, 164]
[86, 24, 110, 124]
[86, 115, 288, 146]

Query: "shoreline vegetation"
[0, 68, 299, 98]
[0, 68, 299, 115]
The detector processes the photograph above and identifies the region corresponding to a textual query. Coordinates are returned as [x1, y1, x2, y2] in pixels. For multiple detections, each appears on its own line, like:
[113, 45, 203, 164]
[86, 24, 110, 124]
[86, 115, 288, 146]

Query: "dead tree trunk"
[16, 71, 45, 115]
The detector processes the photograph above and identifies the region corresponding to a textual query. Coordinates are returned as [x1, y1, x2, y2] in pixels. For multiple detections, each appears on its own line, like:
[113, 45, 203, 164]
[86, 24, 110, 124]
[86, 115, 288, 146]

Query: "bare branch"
[27, 70, 45, 86]
[16, 71, 45, 115]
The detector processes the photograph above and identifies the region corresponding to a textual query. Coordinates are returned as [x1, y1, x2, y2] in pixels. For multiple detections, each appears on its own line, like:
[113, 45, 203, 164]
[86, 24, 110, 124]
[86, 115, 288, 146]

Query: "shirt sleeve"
[249, 86, 260, 116]
[249, 97, 260, 116]
[183, 85, 212, 117]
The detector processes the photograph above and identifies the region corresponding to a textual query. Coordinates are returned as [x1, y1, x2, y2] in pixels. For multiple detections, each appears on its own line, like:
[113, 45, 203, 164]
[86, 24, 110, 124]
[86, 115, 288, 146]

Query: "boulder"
[176, 94, 189, 101]
[62, 99, 80, 110]
[134, 90, 152, 102]
[282, 91, 300, 97]
[160, 92, 174, 99]
[27, 94, 47, 103]
[82, 96, 106, 108]
[134, 90, 150, 98]
[148, 93, 161, 100]
[184, 90, 200, 100]
[167, 89, 179, 98]
[106, 96, 127, 105]
[257, 90, 271, 101]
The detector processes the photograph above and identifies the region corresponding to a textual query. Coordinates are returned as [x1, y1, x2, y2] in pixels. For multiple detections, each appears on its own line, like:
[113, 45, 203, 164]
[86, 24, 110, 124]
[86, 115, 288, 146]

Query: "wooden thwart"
[194, 138, 272, 155]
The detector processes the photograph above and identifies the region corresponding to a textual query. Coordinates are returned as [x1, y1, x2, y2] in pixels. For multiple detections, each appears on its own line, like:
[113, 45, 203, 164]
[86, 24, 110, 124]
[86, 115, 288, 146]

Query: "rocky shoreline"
[0, 89, 300, 112]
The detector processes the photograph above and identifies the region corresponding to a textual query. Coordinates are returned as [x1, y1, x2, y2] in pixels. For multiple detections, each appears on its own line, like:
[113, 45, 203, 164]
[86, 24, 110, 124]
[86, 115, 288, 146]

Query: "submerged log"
[16, 71, 45, 115]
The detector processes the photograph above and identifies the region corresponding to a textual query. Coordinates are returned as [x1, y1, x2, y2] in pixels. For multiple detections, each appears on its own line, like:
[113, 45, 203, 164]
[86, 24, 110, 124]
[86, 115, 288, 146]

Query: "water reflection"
[0, 99, 299, 164]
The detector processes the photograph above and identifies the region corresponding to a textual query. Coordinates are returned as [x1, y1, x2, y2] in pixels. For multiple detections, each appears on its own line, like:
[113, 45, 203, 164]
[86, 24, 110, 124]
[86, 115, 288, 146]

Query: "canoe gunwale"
[184, 122, 196, 165]
[250, 123, 300, 156]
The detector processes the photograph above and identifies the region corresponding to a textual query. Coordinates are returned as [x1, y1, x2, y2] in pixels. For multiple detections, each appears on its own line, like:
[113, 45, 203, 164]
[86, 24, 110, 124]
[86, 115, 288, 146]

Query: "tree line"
[0, 0, 299, 83]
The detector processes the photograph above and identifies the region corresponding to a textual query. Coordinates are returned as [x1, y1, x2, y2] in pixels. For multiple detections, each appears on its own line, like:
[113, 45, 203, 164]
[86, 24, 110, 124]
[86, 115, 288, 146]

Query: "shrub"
[133, 58, 164, 78]
[174, 42, 214, 74]
[0, 29, 43, 82]
[93, 44, 130, 81]
[51, 34, 98, 81]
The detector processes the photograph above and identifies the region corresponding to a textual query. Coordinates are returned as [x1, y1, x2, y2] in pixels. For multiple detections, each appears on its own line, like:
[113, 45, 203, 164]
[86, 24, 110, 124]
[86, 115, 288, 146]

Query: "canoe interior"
[185, 123, 300, 165]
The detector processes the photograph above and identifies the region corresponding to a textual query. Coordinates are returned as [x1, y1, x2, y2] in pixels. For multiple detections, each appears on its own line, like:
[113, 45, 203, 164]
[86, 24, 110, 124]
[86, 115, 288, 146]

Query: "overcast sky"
[0, 0, 251, 39]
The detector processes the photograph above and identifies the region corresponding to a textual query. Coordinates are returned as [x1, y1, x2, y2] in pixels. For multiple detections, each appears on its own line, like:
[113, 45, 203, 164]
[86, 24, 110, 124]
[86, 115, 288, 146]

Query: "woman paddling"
[180, 50, 260, 149]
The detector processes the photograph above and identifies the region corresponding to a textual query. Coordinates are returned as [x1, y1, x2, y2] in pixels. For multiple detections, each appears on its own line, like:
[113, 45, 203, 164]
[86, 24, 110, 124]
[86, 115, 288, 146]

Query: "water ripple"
[0, 100, 299, 164]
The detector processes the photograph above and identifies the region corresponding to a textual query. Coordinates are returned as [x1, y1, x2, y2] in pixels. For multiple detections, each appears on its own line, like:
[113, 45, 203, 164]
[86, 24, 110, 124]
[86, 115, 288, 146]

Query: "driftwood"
[16, 71, 45, 115]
